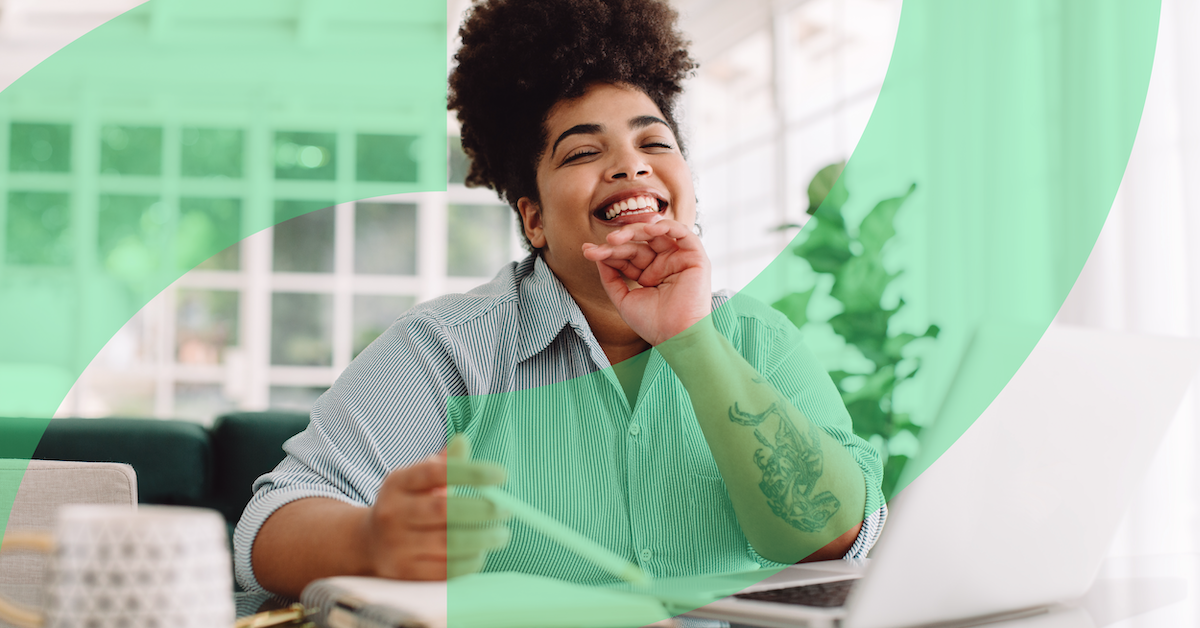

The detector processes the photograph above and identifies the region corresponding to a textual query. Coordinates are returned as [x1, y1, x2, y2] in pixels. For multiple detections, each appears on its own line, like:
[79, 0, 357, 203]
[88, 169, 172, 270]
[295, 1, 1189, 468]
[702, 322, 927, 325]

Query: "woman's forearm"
[656, 320, 868, 564]
[252, 497, 374, 598]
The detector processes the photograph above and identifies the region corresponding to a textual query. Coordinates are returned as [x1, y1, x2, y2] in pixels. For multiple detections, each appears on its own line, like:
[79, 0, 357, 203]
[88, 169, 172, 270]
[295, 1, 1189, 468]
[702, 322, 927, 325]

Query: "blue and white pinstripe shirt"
[234, 254, 886, 592]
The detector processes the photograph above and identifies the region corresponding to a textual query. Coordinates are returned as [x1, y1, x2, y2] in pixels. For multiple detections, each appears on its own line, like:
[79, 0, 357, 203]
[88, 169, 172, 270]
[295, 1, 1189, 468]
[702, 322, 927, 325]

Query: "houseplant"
[772, 162, 937, 498]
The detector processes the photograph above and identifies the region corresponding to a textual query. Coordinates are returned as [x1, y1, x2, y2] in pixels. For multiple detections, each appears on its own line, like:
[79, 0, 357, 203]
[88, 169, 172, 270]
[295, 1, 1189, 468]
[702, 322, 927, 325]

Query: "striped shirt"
[234, 254, 886, 592]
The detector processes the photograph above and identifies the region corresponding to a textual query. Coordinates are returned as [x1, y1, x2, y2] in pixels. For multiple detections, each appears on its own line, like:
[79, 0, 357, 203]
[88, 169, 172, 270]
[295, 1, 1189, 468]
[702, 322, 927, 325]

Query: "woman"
[235, 0, 885, 597]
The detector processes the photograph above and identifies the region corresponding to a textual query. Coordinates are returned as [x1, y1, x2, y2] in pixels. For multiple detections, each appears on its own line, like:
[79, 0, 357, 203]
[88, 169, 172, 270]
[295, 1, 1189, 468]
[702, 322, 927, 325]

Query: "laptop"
[660, 325, 1200, 628]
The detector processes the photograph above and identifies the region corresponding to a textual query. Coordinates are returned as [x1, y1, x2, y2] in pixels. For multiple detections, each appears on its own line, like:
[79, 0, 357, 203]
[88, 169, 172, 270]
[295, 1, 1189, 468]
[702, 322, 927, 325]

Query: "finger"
[596, 256, 646, 283]
[389, 457, 449, 492]
[447, 495, 510, 524]
[397, 527, 449, 560]
[594, 241, 659, 270]
[401, 492, 449, 528]
[447, 554, 487, 579]
[609, 220, 700, 251]
[585, 242, 654, 278]
[594, 259, 631, 305]
[448, 525, 511, 558]
[447, 458, 506, 486]
[582, 241, 611, 261]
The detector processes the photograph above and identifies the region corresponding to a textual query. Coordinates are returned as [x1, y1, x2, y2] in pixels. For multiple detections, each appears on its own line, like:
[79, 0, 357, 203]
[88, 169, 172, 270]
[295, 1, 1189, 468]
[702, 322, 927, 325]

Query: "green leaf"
[883, 332, 918, 361]
[771, 287, 815, 330]
[846, 398, 890, 439]
[827, 370, 855, 389]
[892, 414, 918, 433]
[858, 183, 915, 255]
[842, 364, 896, 407]
[830, 254, 897, 312]
[793, 219, 852, 274]
[806, 162, 848, 219]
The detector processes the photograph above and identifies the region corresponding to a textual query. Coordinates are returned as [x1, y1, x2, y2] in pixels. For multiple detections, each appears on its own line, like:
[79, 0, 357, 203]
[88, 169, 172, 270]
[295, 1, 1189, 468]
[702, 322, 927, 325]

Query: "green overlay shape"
[0, 0, 446, 522]
[0, 0, 1159, 624]
[444, 0, 1160, 622]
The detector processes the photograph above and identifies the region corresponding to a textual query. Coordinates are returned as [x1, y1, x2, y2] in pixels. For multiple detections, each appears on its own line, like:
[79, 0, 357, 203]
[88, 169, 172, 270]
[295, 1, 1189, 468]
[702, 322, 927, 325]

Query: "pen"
[477, 486, 649, 585]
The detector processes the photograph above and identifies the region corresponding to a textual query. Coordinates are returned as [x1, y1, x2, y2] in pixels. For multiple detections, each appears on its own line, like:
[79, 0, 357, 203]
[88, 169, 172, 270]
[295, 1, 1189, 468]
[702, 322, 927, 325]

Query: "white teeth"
[602, 195, 661, 220]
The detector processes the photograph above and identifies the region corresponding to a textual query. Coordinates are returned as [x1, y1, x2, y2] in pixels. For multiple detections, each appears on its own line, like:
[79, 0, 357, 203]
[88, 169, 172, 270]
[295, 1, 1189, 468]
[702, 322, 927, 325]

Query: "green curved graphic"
[0, 5, 444, 427]
[0, 0, 1159, 623]
[454, 0, 1160, 622]
[0, 0, 445, 533]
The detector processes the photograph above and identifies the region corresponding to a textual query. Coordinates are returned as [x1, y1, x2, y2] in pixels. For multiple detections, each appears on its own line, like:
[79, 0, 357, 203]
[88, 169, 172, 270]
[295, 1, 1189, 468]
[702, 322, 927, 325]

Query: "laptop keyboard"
[733, 579, 857, 608]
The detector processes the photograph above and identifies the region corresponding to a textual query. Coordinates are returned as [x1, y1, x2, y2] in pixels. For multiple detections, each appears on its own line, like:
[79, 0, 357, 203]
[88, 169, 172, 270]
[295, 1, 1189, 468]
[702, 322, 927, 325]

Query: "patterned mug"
[0, 505, 233, 628]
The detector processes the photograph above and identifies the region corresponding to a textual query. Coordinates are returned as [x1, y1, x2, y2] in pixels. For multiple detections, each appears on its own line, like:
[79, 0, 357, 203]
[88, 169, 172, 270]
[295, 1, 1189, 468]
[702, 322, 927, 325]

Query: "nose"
[607, 145, 651, 180]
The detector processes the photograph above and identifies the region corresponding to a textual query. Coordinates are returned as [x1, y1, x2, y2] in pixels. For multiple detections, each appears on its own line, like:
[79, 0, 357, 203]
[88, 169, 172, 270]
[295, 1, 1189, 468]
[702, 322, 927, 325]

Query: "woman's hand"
[582, 219, 712, 346]
[363, 439, 510, 580]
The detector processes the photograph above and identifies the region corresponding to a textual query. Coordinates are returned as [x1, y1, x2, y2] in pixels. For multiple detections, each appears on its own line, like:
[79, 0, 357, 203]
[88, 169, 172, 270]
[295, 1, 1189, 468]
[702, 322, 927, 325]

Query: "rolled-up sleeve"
[232, 313, 464, 592]
[719, 292, 888, 564]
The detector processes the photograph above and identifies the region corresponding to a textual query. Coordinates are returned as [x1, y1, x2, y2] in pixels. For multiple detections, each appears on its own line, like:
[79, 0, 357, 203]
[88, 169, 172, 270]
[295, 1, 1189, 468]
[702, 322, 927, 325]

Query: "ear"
[517, 197, 547, 249]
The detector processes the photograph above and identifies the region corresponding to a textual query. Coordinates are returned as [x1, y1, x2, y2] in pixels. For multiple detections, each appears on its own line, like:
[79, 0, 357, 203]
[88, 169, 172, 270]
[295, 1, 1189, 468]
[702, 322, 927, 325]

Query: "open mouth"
[592, 195, 669, 222]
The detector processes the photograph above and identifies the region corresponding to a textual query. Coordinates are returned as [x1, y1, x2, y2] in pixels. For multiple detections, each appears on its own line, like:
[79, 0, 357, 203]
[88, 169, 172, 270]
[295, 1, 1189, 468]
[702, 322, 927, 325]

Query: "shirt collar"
[516, 255, 603, 364]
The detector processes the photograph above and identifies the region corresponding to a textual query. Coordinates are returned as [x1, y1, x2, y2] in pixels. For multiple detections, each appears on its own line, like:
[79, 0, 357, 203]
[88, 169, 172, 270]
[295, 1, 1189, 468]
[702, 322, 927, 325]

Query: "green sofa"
[29, 410, 311, 538]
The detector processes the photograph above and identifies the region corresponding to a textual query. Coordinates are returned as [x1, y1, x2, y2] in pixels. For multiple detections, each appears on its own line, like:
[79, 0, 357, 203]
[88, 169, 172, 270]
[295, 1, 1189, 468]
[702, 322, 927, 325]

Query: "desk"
[960, 553, 1199, 628]
[232, 554, 1199, 628]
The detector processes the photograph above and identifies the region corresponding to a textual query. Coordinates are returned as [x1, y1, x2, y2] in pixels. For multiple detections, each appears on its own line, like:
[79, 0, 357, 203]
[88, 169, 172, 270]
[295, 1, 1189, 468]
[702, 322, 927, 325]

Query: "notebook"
[300, 572, 670, 628]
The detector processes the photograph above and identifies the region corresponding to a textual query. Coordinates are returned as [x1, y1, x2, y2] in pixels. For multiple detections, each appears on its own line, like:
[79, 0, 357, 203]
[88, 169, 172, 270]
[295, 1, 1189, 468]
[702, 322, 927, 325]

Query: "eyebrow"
[629, 115, 669, 131]
[551, 124, 602, 158]
[549, 116, 671, 158]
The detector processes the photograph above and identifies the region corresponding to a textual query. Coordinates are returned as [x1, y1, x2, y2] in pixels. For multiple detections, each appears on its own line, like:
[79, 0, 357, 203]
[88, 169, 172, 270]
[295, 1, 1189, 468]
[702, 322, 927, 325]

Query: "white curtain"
[1055, 0, 1200, 559]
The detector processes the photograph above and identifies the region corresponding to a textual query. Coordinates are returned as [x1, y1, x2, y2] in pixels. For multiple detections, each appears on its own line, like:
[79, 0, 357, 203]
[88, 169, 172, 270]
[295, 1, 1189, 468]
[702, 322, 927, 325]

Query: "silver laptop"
[665, 325, 1200, 628]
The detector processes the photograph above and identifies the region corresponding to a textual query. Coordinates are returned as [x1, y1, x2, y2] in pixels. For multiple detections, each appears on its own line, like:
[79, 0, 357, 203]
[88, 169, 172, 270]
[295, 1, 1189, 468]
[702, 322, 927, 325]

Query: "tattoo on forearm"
[728, 403, 841, 532]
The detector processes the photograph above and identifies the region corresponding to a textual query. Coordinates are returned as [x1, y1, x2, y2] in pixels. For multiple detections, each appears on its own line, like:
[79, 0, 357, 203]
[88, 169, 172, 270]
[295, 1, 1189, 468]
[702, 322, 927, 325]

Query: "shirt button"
[628, 423, 641, 436]
[639, 548, 653, 562]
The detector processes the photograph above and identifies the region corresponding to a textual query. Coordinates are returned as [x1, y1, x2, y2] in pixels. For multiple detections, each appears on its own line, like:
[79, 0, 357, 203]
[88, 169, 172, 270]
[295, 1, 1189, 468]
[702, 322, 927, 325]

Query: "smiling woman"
[236, 0, 885, 602]
[516, 83, 700, 355]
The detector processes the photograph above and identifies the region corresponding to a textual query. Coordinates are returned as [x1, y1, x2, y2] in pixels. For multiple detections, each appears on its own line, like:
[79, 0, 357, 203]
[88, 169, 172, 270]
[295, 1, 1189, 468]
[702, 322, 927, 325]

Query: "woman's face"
[517, 82, 696, 294]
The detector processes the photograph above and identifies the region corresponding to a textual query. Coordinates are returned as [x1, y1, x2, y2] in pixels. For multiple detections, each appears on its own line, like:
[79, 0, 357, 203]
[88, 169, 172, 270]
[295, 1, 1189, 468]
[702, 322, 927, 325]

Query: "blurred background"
[2, 0, 1198, 560]
[0, 0, 902, 421]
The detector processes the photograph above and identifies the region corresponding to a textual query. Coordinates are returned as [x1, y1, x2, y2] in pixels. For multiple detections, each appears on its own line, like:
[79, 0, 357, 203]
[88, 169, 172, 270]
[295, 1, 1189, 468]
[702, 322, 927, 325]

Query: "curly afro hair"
[448, 0, 697, 252]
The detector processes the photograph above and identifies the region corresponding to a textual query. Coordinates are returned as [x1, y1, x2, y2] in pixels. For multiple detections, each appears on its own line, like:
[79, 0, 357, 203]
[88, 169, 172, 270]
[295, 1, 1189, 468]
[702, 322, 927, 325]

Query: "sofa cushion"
[31, 418, 210, 506]
[208, 411, 310, 523]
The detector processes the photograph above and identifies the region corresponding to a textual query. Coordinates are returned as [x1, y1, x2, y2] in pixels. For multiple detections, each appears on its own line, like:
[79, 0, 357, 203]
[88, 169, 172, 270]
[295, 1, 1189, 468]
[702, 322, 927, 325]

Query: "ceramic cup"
[0, 505, 234, 628]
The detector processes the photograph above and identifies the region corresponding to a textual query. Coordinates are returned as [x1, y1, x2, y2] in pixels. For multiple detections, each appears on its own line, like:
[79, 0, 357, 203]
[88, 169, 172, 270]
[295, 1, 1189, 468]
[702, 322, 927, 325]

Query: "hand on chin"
[581, 219, 711, 346]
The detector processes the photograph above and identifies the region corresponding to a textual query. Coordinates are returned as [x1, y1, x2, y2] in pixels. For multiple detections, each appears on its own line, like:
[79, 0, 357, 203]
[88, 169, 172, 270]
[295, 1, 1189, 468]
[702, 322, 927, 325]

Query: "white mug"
[0, 505, 234, 628]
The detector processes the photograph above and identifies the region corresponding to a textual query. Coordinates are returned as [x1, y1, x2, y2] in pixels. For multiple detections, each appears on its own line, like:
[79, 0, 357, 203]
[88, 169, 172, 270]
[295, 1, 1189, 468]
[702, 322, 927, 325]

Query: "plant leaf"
[830, 254, 897, 313]
[829, 309, 896, 369]
[793, 219, 852, 274]
[842, 364, 896, 406]
[858, 183, 915, 254]
[846, 397, 890, 438]
[883, 332, 917, 361]
[771, 287, 815, 330]
[807, 161, 848, 220]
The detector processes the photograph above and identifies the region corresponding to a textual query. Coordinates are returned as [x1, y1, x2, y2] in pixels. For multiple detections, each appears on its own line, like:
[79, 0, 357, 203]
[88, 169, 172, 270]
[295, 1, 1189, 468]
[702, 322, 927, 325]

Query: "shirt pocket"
[688, 472, 756, 575]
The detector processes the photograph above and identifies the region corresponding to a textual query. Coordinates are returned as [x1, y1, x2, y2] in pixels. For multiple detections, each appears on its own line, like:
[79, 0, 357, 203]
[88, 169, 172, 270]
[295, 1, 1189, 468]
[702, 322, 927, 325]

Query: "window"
[685, 0, 903, 292]
[7, 116, 521, 423]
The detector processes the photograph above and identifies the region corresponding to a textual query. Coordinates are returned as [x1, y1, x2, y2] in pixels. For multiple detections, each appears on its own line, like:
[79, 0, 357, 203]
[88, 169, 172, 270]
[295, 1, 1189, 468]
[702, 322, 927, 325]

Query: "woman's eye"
[643, 142, 674, 151]
[562, 150, 599, 164]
